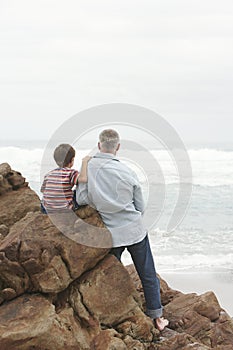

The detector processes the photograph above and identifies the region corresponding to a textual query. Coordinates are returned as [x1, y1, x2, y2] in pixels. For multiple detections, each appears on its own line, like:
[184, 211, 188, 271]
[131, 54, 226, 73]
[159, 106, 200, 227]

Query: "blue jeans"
[111, 235, 163, 319]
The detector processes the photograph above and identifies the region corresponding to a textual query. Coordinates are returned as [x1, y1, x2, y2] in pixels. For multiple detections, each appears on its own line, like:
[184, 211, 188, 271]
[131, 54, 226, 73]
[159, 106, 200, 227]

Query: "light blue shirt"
[76, 152, 147, 247]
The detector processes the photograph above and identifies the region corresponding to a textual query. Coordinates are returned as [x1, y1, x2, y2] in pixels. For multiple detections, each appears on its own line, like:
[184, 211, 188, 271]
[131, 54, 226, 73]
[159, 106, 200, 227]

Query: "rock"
[0, 212, 109, 299]
[200, 311, 233, 348]
[75, 205, 105, 228]
[154, 329, 211, 349]
[0, 163, 28, 195]
[116, 314, 157, 343]
[0, 225, 9, 237]
[69, 255, 158, 342]
[91, 329, 127, 350]
[77, 255, 142, 326]
[0, 163, 40, 229]
[161, 290, 233, 348]
[127, 264, 233, 349]
[0, 163, 11, 177]
[122, 335, 145, 349]
[1, 288, 17, 301]
[0, 186, 40, 228]
[194, 292, 222, 321]
[162, 293, 213, 332]
[0, 174, 12, 195]
[0, 294, 92, 350]
[71, 215, 112, 248]
[6, 170, 27, 190]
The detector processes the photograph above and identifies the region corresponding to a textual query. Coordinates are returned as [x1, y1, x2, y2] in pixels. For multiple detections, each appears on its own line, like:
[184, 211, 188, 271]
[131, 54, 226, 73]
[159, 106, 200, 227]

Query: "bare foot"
[154, 317, 169, 331]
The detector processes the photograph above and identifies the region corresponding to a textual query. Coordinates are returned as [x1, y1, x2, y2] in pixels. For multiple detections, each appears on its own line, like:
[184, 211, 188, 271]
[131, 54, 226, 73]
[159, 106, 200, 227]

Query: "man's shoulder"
[90, 156, 137, 179]
[117, 161, 136, 174]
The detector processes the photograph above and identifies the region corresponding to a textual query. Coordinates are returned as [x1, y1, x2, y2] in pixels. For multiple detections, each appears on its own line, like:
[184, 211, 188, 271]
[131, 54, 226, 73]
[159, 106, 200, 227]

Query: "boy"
[41, 143, 91, 213]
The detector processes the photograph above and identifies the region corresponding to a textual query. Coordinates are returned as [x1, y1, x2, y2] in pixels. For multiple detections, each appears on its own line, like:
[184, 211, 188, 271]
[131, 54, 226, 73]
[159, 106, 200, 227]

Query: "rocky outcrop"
[0, 164, 233, 349]
[0, 163, 40, 229]
[127, 265, 233, 349]
[0, 213, 158, 348]
[0, 212, 108, 299]
[0, 294, 90, 350]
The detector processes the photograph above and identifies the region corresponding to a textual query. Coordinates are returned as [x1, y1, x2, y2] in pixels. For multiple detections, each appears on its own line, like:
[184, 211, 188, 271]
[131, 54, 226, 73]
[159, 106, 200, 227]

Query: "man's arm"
[76, 182, 89, 205]
[130, 169, 146, 214]
[133, 183, 146, 214]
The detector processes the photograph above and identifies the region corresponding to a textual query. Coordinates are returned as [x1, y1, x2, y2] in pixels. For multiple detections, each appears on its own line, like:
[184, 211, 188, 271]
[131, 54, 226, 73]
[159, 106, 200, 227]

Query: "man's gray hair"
[99, 129, 120, 151]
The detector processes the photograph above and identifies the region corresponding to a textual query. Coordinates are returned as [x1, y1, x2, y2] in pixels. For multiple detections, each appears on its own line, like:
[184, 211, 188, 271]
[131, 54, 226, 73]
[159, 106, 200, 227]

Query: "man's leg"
[127, 235, 163, 319]
[111, 246, 125, 262]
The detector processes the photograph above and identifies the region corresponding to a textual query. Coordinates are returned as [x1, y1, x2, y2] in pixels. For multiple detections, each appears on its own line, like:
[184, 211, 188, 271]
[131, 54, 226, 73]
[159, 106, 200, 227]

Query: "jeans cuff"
[146, 306, 163, 319]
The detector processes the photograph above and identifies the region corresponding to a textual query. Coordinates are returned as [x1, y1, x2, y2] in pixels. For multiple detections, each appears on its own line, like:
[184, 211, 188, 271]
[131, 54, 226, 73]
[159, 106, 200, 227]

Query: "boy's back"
[41, 167, 78, 211]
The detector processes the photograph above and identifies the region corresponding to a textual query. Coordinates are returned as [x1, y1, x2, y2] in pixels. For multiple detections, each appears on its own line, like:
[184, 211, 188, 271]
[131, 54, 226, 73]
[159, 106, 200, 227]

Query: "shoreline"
[160, 270, 233, 317]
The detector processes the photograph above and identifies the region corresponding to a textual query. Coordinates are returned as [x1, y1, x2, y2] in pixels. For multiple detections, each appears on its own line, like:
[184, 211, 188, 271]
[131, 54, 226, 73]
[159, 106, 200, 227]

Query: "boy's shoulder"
[45, 167, 61, 175]
[47, 167, 77, 173]
[44, 167, 73, 177]
[44, 168, 78, 182]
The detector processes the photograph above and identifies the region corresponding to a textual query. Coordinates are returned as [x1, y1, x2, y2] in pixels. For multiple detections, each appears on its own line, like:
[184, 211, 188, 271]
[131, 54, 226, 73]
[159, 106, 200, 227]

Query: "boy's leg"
[40, 202, 47, 214]
[72, 189, 79, 210]
[110, 246, 125, 262]
[127, 235, 163, 319]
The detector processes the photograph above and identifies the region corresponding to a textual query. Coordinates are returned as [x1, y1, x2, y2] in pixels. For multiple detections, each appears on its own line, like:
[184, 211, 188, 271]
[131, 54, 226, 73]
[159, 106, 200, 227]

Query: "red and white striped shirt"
[41, 168, 79, 211]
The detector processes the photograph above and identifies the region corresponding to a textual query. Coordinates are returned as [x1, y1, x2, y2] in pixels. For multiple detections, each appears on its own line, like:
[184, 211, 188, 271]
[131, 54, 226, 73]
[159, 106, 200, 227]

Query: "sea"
[0, 139, 233, 275]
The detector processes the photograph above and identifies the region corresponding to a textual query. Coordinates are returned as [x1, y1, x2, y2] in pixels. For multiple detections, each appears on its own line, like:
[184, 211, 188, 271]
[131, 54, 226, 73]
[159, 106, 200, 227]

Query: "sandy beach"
[161, 270, 233, 316]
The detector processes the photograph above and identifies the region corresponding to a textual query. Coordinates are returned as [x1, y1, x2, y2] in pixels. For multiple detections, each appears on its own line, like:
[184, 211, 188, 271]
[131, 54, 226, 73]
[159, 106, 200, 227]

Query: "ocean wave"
[121, 250, 233, 271]
[155, 253, 233, 271]
[1, 145, 233, 189]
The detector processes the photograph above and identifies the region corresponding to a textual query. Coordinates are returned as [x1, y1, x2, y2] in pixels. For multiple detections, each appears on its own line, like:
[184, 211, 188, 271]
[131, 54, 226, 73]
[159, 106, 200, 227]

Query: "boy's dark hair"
[53, 144, 75, 167]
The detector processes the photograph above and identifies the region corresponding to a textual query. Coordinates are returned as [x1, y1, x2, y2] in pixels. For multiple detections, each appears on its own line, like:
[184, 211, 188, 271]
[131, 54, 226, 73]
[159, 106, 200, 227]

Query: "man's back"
[77, 152, 147, 247]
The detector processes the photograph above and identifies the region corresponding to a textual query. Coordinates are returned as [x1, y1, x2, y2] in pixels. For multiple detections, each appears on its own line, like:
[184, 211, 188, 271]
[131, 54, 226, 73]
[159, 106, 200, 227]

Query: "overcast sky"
[0, 0, 233, 144]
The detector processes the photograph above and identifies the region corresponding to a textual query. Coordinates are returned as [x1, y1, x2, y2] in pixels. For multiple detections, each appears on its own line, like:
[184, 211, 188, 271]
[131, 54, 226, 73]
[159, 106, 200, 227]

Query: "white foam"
[149, 149, 233, 186]
[1, 146, 233, 188]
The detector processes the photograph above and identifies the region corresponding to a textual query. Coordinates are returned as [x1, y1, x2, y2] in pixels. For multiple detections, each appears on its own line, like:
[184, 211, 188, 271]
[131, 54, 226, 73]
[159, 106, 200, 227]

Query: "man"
[76, 129, 168, 331]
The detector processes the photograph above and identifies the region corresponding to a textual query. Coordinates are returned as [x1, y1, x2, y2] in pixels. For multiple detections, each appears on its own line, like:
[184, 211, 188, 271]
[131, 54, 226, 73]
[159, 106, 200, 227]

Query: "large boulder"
[0, 294, 92, 350]
[0, 212, 108, 300]
[0, 256, 159, 350]
[68, 255, 157, 342]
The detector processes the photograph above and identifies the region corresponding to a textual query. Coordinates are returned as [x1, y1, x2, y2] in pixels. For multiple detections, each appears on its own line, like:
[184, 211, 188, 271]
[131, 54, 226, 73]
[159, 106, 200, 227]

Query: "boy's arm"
[77, 156, 92, 183]
[40, 178, 46, 193]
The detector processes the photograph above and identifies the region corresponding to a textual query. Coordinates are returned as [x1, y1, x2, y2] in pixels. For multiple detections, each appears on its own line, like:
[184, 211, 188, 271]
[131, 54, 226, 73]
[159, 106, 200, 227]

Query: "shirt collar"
[93, 152, 119, 161]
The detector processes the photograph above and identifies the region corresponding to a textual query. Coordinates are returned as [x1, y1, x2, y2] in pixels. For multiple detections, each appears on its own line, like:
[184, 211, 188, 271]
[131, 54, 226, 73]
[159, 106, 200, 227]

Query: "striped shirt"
[41, 168, 79, 211]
